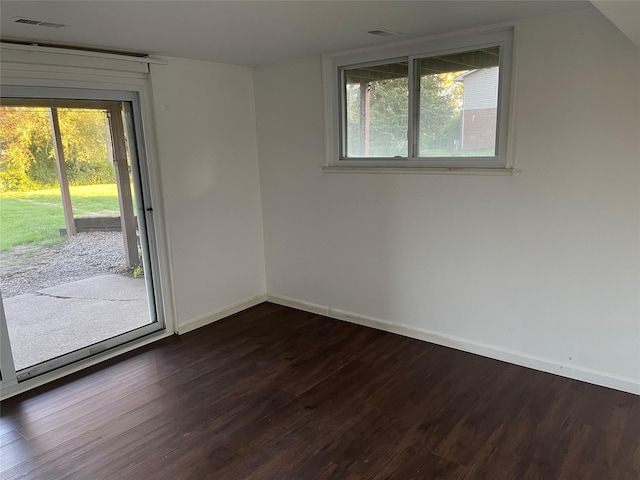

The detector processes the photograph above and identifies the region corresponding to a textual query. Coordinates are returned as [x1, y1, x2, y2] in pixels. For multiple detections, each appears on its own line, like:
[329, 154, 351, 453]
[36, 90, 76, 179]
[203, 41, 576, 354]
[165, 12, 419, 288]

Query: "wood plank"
[48, 108, 75, 237]
[107, 104, 138, 267]
[1, 302, 638, 479]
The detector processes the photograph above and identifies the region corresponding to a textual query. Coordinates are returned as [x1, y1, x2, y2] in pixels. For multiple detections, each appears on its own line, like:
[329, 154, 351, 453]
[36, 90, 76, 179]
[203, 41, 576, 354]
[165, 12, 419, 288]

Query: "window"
[324, 29, 514, 170]
[344, 60, 409, 158]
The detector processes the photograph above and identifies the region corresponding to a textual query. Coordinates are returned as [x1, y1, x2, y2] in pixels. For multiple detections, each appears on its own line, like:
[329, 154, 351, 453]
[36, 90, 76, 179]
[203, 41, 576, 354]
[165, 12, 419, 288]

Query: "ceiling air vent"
[367, 29, 400, 37]
[38, 22, 66, 28]
[13, 17, 65, 28]
[14, 18, 41, 25]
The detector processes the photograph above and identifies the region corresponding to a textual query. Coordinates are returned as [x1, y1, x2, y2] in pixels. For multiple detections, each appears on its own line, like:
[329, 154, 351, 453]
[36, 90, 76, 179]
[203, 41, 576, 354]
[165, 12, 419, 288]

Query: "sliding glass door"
[0, 89, 164, 385]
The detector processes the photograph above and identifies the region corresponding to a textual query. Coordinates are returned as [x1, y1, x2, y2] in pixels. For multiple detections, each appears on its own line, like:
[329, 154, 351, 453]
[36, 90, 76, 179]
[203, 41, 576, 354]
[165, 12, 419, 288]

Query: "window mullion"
[407, 57, 417, 159]
[338, 68, 347, 159]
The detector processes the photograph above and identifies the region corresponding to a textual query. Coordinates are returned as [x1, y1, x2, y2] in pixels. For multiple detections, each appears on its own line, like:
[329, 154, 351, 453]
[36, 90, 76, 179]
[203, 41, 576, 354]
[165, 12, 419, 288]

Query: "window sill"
[322, 166, 518, 176]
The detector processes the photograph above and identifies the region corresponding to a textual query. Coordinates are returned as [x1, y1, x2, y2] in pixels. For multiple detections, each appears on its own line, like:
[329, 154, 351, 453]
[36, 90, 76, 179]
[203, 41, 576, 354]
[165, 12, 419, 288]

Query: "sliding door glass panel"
[0, 96, 162, 381]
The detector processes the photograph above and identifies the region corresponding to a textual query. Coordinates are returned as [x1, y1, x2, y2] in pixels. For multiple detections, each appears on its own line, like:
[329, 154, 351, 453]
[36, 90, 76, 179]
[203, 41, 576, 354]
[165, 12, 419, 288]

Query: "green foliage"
[346, 77, 408, 157]
[369, 77, 409, 157]
[419, 72, 464, 154]
[132, 248, 144, 278]
[0, 107, 50, 191]
[345, 70, 464, 157]
[0, 107, 116, 192]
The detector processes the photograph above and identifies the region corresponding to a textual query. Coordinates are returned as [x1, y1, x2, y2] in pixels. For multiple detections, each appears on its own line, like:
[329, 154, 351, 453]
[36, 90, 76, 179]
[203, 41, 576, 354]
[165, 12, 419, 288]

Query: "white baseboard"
[178, 293, 267, 335]
[266, 293, 640, 395]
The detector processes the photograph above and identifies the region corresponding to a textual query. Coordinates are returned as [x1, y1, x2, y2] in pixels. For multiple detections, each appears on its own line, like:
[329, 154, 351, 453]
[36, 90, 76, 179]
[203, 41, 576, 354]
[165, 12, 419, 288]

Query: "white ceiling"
[0, 1, 610, 67]
[591, 1, 640, 47]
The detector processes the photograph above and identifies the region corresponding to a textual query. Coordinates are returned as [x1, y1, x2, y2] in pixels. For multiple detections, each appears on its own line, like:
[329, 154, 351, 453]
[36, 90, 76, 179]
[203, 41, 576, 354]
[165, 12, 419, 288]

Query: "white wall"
[255, 8, 640, 391]
[150, 57, 266, 330]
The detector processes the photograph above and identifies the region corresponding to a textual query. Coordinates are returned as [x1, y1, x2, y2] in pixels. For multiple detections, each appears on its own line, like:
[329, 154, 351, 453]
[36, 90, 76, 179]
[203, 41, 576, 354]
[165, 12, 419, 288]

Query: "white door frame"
[0, 81, 175, 399]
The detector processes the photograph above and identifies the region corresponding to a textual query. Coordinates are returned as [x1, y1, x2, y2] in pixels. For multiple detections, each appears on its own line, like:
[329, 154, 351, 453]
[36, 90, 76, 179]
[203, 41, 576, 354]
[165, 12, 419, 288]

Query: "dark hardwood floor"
[1, 302, 638, 479]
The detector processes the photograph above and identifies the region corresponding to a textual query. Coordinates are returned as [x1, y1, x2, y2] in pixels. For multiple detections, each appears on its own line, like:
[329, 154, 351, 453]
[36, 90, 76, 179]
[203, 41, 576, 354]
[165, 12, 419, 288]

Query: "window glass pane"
[343, 62, 408, 158]
[417, 47, 499, 157]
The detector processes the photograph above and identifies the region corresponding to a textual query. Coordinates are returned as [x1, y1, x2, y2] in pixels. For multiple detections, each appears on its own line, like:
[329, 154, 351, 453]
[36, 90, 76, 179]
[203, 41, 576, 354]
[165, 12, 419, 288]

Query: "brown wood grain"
[1, 302, 638, 479]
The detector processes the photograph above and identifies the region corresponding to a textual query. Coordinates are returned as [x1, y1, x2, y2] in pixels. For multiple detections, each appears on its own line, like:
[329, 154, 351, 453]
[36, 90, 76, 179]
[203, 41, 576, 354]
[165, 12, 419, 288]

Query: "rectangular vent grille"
[367, 29, 399, 37]
[38, 22, 66, 28]
[13, 17, 65, 28]
[15, 18, 41, 25]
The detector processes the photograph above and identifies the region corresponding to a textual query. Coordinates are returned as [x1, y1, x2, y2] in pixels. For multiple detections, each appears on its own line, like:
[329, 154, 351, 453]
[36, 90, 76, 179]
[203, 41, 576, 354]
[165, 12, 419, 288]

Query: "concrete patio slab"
[3, 274, 151, 371]
[37, 274, 148, 301]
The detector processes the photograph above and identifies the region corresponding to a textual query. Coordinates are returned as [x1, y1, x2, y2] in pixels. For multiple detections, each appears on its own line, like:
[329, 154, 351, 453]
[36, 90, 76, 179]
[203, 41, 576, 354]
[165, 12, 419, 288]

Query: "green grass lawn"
[0, 184, 122, 251]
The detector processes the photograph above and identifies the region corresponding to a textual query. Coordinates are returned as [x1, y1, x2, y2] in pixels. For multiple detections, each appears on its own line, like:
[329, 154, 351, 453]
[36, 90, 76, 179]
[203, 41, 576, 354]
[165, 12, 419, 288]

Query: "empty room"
[0, 1, 638, 478]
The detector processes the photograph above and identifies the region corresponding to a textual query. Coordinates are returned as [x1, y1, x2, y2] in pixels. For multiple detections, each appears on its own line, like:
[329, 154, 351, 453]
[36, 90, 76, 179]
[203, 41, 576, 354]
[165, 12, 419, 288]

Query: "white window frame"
[323, 27, 515, 173]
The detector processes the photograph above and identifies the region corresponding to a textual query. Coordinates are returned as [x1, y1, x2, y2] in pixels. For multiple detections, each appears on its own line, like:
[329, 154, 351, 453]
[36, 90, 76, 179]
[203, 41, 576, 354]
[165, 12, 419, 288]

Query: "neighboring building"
[455, 67, 499, 152]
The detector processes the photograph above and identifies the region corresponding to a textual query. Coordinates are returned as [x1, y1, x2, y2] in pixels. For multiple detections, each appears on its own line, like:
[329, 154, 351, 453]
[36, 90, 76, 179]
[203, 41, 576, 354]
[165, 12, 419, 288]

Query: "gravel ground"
[0, 232, 133, 298]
